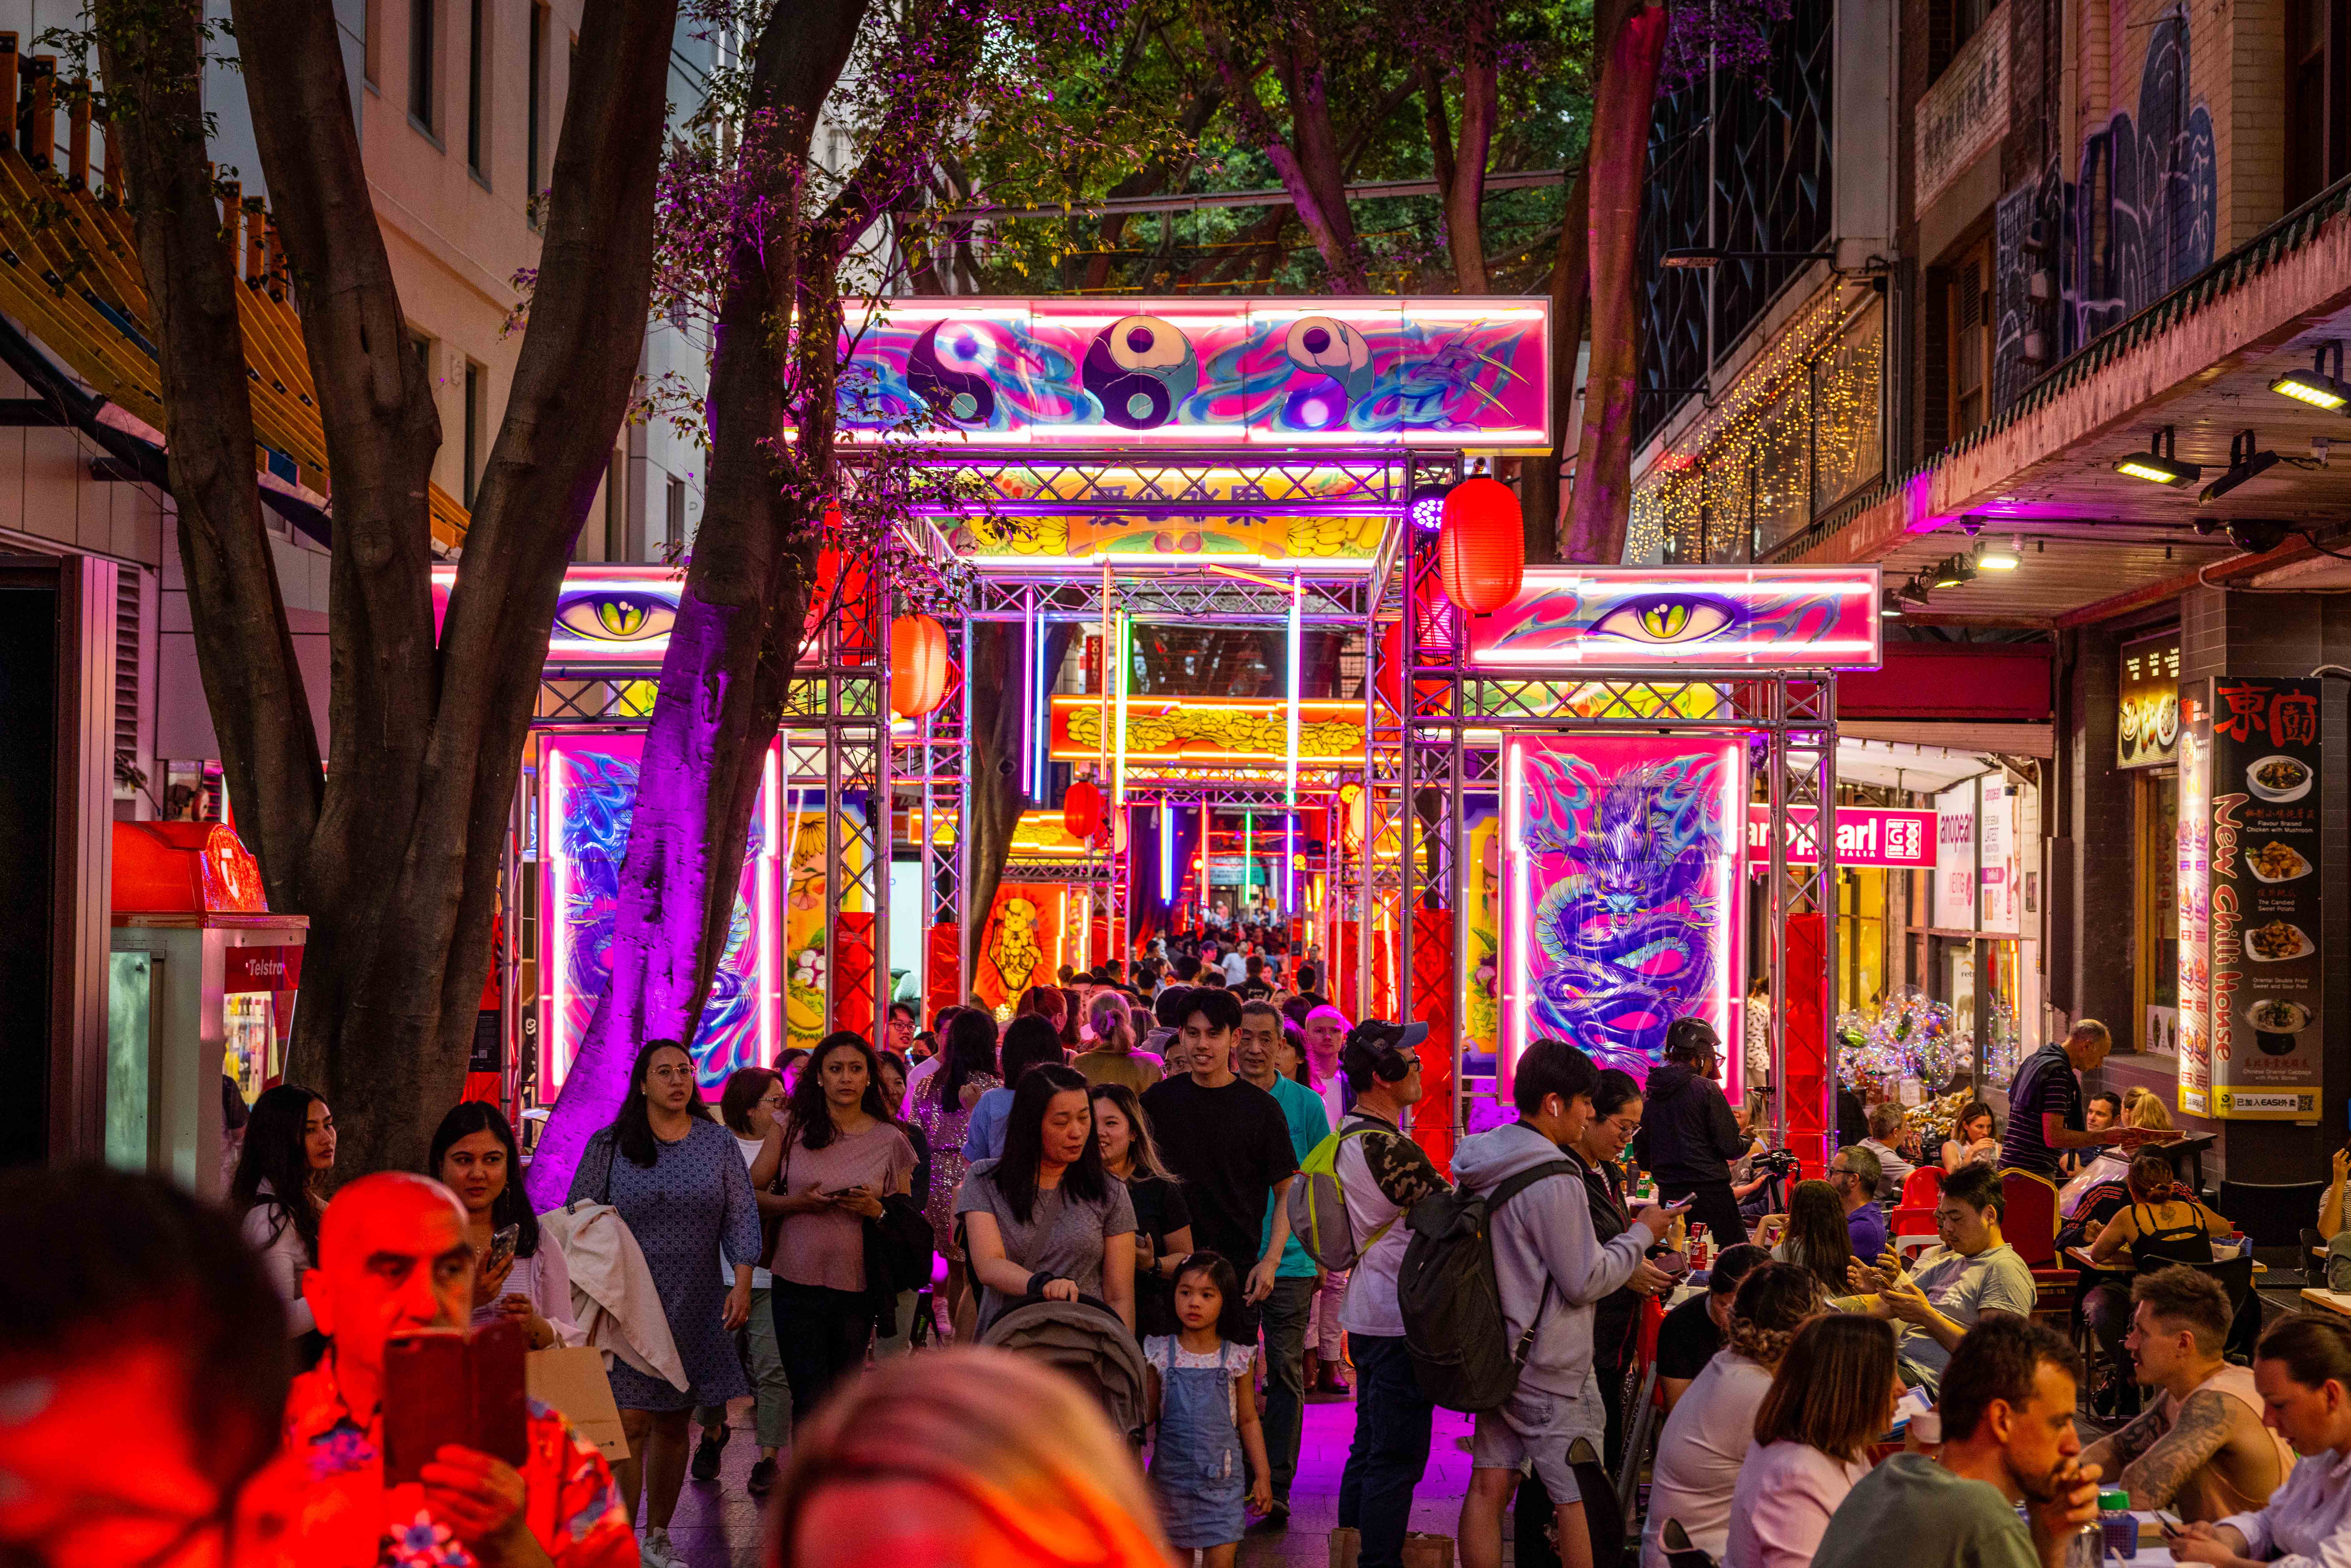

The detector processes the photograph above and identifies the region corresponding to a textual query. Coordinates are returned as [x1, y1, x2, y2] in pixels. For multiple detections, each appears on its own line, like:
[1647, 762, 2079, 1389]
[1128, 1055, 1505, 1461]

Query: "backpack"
[1286, 1124, 1393, 1272]
[1396, 1160, 1577, 1412]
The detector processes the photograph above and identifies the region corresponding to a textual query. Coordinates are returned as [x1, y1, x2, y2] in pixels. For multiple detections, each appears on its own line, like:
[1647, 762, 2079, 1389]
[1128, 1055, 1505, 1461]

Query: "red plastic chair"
[2001, 1169, 2061, 1267]
[1900, 1165, 1945, 1209]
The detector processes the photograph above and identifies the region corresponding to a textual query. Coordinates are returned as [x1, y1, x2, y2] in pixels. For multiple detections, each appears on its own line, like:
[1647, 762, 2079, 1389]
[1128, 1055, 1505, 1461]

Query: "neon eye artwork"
[1588, 593, 1740, 646]
[553, 591, 677, 645]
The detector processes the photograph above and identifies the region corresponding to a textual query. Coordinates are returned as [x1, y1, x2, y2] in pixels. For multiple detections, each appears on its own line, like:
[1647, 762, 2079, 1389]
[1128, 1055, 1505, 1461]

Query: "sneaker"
[641, 1527, 690, 1568]
[689, 1426, 728, 1482]
[747, 1456, 777, 1496]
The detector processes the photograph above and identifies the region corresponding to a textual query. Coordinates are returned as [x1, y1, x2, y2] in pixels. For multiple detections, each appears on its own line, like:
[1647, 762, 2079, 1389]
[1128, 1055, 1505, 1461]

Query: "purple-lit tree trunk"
[1561, 2, 1666, 565]
[1517, 155, 1590, 562]
[525, 1, 869, 1209]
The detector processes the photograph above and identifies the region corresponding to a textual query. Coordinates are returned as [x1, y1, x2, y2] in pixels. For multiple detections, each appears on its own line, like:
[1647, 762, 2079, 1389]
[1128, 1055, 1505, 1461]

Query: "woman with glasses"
[1576, 1067, 1678, 1470]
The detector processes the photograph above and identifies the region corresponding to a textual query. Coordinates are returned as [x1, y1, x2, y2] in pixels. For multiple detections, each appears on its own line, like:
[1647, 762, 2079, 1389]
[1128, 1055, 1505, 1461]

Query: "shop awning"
[1775, 175, 2351, 625]
[0, 137, 471, 546]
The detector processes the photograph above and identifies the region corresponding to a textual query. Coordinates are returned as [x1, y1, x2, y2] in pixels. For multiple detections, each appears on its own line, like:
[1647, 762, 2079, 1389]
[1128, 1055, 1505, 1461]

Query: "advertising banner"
[1499, 735, 1745, 1095]
[1934, 779, 1976, 930]
[1742, 805, 1935, 868]
[2118, 628, 2181, 769]
[2177, 692, 2211, 1115]
[2185, 677, 2324, 1118]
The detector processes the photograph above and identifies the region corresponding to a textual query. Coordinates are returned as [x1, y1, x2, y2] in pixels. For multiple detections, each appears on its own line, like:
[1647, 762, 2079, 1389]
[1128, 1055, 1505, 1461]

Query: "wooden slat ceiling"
[1875, 528, 2238, 621]
[0, 142, 470, 546]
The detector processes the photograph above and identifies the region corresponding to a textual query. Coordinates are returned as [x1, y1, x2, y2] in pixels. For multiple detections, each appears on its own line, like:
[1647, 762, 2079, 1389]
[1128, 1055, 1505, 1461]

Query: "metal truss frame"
[966, 571, 1373, 626]
[912, 451, 1409, 511]
[1383, 526, 1841, 1156]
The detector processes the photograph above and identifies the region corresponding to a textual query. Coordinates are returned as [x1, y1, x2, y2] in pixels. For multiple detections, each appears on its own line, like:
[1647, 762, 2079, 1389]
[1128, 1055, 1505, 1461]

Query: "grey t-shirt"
[1813, 1453, 2037, 1568]
[955, 1158, 1136, 1332]
[1897, 1241, 2037, 1387]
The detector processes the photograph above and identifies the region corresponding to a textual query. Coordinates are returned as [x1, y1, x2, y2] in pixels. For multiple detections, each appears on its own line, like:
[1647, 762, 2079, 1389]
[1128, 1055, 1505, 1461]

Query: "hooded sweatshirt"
[1452, 1122, 1648, 1398]
[1632, 1062, 1747, 1185]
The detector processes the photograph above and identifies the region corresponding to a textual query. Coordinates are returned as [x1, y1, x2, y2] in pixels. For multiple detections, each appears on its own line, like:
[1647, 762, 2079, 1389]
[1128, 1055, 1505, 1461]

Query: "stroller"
[978, 1293, 1151, 1448]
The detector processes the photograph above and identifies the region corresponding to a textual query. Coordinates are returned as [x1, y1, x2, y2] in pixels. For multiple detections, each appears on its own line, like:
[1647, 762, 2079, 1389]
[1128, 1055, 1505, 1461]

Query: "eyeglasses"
[1603, 1116, 1641, 1138]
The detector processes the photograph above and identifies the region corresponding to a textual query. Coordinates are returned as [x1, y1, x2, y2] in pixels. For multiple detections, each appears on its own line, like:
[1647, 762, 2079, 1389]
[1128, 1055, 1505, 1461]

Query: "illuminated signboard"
[1500, 734, 1746, 1097]
[838, 297, 1551, 450]
[1468, 567, 1883, 670]
[435, 564, 684, 665]
[1744, 805, 1937, 869]
[1050, 694, 1368, 767]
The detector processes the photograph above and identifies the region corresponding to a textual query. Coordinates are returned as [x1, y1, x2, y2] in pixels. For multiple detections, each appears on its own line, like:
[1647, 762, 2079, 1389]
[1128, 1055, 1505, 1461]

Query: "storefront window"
[1838, 868, 1887, 1013]
[1811, 309, 1884, 514]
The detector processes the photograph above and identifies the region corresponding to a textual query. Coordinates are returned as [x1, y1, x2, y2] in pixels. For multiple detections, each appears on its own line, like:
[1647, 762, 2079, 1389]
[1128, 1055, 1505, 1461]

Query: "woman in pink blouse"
[1725, 1314, 1901, 1568]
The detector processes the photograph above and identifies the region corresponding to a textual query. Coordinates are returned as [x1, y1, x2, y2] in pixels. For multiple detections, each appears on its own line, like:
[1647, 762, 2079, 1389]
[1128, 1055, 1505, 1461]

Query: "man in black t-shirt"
[1140, 988, 1299, 1335]
[1655, 1242, 1769, 1411]
[2000, 1020, 2160, 1179]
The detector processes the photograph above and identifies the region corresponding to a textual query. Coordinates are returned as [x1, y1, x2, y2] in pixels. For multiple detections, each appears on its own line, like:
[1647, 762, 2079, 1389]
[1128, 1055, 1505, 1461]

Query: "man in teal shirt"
[1815, 1315, 2105, 1568]
[1239, 998, 1332, 1533]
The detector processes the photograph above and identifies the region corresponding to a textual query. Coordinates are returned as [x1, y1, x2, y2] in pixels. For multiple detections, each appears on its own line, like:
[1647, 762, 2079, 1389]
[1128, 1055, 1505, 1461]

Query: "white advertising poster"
[1981, 774, 2018, 934]
[1934, 779, 1977, 930]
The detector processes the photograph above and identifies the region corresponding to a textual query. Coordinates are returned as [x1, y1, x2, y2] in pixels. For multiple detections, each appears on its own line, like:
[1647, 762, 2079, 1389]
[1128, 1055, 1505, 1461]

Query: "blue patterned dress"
[569, 1117, 763, 1412]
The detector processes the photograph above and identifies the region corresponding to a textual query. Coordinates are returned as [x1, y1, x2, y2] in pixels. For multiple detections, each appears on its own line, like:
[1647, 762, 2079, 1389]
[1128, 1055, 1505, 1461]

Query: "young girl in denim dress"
[1143, 1252, 1271, 1565]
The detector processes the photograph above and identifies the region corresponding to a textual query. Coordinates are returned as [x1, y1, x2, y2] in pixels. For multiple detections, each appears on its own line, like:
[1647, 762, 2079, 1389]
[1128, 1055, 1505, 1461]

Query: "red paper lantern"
[1064, 780, 1104, 841]
[890, 614, 949, 717]
[1437, 476, 1525, 614]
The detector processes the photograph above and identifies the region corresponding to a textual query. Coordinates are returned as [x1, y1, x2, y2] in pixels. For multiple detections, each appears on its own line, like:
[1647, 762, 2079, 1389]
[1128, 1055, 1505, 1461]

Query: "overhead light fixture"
[1880, 587, 1904, 618]
[1977, 533, 2022, 571]
[1931, 553, 1976, 589]
[2271, 343, 2351, 411]
[1897, 577, 1931, 606]
[2200, 429, 2282, 504]
[1407, 485, 1450, 532]
[1663, 249, 1725, 269]
[2115, 426, 2200, 487]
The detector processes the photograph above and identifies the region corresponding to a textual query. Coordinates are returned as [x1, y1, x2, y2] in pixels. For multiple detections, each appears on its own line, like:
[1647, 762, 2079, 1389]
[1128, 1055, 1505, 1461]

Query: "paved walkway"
[657, 1381, 1481, 1567]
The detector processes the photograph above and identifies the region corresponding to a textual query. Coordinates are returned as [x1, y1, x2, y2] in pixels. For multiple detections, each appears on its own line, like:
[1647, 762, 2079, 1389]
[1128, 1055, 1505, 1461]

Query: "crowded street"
[15, 2, 2351, 1567]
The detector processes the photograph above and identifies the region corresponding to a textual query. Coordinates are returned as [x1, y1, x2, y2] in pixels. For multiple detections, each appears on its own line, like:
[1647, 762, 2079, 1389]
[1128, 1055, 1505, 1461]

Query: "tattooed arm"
[2115, 1391, 2239, 1511]
[2082, 1402, 2172, 1488]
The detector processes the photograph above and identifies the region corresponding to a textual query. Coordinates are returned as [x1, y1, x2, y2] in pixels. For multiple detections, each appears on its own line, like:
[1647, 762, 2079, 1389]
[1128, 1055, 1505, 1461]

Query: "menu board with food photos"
[2118, 629, 2181, 769]
[2180, 676, 2323, 1120]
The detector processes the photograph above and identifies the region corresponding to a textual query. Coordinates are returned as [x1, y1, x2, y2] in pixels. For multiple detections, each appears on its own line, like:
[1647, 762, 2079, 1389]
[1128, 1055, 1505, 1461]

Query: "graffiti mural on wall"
[1992, 11, 2215, 412]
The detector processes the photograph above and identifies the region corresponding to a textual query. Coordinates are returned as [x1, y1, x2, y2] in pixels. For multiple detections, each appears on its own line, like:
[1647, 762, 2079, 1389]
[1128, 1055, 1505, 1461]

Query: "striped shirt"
[1998, 1043, 2081, 1178]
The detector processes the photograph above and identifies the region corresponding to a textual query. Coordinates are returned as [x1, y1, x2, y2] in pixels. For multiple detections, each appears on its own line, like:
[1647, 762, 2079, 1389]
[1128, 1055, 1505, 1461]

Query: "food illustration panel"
[2189, 676, 2324, 1118]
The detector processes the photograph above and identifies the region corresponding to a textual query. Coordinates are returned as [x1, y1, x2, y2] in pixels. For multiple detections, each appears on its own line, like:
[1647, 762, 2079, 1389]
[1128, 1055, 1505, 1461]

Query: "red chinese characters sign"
[2180, 677, 2323, 1120]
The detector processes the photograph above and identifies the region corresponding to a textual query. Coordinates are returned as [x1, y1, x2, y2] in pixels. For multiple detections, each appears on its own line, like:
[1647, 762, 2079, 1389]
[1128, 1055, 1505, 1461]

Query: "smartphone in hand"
[382, 1319, 529, 1485]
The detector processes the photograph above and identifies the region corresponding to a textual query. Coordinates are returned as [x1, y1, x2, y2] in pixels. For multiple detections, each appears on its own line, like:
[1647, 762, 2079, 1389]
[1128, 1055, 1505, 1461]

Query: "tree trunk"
[1443, 4, 1497, 293]
[1203, 22, 1367, 293]
[1519, 155, 1591, 564]
[526, 0, 869, 1209]
[1561, 2, 1667, 565]
[108, 0, 680, 1179]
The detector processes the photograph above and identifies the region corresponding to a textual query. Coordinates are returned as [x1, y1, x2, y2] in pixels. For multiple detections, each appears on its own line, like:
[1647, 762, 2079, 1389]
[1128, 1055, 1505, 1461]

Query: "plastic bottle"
[2100, 1488, 2137, 1560]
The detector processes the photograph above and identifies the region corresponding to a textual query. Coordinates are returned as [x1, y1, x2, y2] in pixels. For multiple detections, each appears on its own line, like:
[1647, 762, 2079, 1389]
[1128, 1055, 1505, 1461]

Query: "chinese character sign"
[2183, 677, 2324, 1120]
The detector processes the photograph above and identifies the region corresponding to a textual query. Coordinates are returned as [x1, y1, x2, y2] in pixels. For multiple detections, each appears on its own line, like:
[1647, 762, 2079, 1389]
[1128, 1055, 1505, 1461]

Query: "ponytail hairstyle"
[1726, 1259, 1826, 1370]
[1088, 991, 1136, 1054]
[2125, 1151, 2180, 1203]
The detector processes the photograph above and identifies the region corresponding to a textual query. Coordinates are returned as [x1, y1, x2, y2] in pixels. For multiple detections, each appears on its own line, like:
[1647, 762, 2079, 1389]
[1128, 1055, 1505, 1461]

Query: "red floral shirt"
[254, 1359, 635, 1568]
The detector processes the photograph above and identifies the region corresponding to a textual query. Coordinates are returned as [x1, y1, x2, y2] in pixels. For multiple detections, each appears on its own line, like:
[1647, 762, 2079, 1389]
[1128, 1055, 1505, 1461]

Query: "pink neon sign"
[1744, 806, 1937, 869]
[1499, 735, 1746, 1097]
[1467, 567, 1883, 670]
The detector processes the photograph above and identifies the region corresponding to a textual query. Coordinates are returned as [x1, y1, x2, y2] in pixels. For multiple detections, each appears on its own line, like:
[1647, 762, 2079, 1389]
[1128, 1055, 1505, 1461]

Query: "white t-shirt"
[1222, 951, 1248, 984]
[1724, 1439, 1869, 1568]
[1638, 1351, 1775, 1568]
[717, 1132, 774, 1288]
